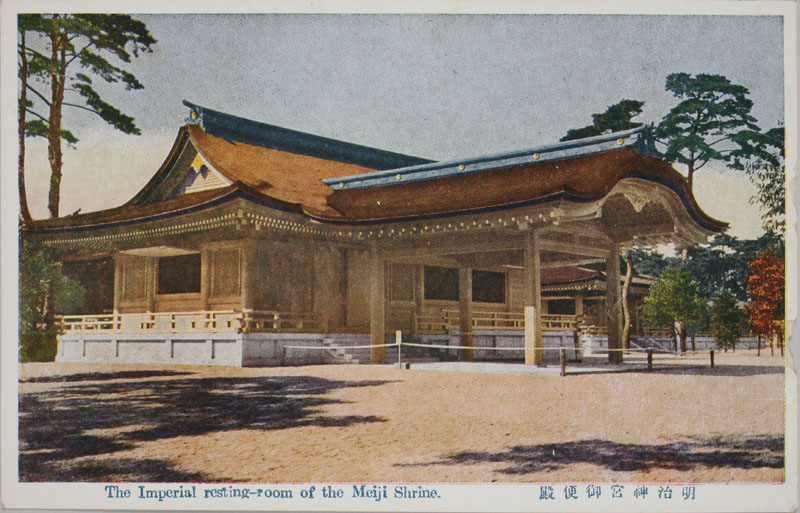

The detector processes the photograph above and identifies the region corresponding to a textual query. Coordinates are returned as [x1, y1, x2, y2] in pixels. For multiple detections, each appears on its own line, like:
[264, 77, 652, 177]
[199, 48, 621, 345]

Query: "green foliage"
[655, 73, 762, 188]
[709, 291, 747, 349]
[686, 233, 784, 300]
[642, 265, 707, 334]
[18, 14, 155, 217]
[632, 232, 783, 301]
[19, 238, 85, 362]
[630, 249, 679, 279]
[24, 119, 78, 145]
[20, 330, 58, 362]
[744, 126, 785, 232]
[19, 14, 155, 139]
[561, 99, 644, 141]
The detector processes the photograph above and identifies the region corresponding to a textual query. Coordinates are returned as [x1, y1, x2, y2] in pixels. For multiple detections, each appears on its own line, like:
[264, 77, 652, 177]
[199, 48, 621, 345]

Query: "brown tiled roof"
[25, 118, 727, 232]
[27, 185, 239, 231]
[188, 125, 370, 217]
[541, 266, 602, 285]
[325, 147, 719, 226]
[542, 266, 653, 288]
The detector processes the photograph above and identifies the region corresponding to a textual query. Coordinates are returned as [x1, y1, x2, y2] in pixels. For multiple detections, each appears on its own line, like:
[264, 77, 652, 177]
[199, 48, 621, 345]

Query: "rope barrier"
[403, 341, 678, 354]
[283, 340, 679, 355]
[281, 338, 717, 372]
[401, 342, 525, 351]
[283, 342, 399, 351]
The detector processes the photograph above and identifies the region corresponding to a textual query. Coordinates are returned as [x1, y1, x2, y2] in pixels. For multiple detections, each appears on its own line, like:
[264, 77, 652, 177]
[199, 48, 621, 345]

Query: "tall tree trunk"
[679, 323, 687, 353]
[757, 334, 761, 356]
[46, 17, 67, 219]
[18, 28, 32, 225]
[621, 250, 633, 350]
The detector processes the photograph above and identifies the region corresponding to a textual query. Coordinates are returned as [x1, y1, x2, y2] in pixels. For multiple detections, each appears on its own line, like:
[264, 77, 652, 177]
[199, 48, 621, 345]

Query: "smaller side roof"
[542, 266, 654, 288]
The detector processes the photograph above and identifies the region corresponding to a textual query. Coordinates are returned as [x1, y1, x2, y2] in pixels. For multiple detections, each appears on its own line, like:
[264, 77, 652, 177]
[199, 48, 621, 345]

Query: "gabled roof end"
[182, 100, 434, 171]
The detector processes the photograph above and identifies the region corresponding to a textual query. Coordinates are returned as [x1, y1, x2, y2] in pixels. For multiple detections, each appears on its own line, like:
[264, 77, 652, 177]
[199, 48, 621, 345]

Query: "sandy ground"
[18, 350, 787, 483]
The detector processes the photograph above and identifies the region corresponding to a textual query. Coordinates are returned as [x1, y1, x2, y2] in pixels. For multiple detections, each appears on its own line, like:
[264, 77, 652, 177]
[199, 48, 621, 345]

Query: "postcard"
[1, 1, 798, 511]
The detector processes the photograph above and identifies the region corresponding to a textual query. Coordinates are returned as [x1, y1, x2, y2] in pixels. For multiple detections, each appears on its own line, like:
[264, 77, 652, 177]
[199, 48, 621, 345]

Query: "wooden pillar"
[458, 267, 474, 361]
[523, 230, 543, 365]
[505, 272, 514, 313]
[314, 244, 332, 334]
[413, 264, 425, 333]
[145, 257, 155, 312]
[112, 254, 122, 314]
[573, 290, 585, 356]
[241, 243, 256, 311]
[200, 248, 211, 310]
[302, 240, 315, 314]
[606, 245, 622, 364]
[574, 292, 585, 319]
[369, 244, 386, 363]
[632, 298, 642, 335]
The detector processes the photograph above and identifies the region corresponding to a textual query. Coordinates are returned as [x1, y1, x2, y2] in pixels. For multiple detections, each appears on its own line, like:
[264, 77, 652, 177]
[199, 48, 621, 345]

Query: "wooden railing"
[239, 310, 319, 333]
[417, 310, 585, 333]
[541, 314, 581, 331]
[57, 310, 318, 334]
[641, 326, 674, 337]
[580, 324, 607, 337]
[416, 315, 449, 334]
[442, 309, 525, 330]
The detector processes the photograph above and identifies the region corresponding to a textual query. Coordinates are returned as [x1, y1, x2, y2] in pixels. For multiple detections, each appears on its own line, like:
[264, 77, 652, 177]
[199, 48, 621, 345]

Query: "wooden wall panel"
[509, 268, 525, 311]
[211, 248, 241, 297]
[313, 241, 347, 331]
[389, 263, 415, 302]
[154, 295, 203, 312]
[345, 248, 370, 328]
[121, 255, 146, 301]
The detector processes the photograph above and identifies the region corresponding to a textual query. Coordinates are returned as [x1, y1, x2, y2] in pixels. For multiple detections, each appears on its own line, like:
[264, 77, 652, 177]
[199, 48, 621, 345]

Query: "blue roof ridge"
[324, 125, 661, 190]
[182, 100, 434, 171]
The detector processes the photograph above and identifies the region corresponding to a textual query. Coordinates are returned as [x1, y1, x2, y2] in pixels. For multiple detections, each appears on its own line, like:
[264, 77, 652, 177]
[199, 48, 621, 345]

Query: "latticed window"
[423, 266, 506, 303]
[424, 266, 460, 301]
[472, 270, 505, 303]
[157, 253, 201, 294]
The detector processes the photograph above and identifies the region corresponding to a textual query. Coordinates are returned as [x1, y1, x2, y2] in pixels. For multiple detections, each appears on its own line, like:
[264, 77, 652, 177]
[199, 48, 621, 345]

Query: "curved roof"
[541, 266, 653, 288]
[27, 103, 727, 234]
[182, 101, 433, 170]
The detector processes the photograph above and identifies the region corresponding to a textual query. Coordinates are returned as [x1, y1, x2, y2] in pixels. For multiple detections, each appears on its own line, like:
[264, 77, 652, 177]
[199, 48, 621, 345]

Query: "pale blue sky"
[21, 13, 786, 238]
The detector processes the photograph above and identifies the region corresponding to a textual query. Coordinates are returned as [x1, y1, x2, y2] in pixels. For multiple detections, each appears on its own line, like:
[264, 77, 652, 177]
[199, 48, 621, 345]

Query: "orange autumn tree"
[746, 250, 785, 356]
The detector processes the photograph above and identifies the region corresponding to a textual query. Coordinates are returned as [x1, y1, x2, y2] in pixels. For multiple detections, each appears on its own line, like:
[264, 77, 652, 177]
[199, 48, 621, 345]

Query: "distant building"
[26, 102, 726, 366]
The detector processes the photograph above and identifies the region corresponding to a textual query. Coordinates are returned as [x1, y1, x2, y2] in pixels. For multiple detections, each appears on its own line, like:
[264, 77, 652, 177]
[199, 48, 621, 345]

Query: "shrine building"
[25, 101, 726, 366]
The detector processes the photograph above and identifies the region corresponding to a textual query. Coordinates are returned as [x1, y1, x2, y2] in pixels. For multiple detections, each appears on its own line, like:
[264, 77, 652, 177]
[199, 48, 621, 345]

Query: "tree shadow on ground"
[403, 435, 784, 475]
[573, 357, 784, 377]
[20, 375, 392, 482]
[21, 370, 194, 383]
[646, 365, 785, 377]
[21, 456, 214, 482]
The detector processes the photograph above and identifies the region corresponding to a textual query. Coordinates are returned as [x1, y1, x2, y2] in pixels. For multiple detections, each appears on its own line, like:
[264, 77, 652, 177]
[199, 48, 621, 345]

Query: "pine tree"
[561, 99, 644, 141]
[656, 73, 762, 191]
[18, 14, 155, 218]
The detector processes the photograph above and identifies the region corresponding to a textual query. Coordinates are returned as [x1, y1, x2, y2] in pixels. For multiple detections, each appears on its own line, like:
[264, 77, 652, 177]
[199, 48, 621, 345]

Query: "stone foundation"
[56, 332, 372, 367]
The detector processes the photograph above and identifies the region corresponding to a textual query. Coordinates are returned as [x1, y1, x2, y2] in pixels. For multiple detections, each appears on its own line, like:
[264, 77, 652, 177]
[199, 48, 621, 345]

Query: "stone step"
[321, 338, 361, 364]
